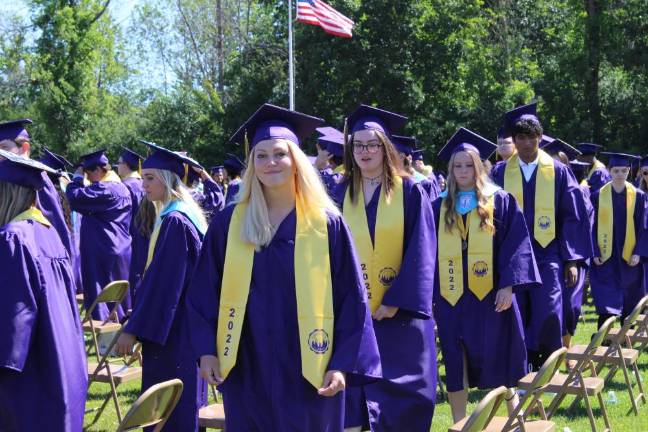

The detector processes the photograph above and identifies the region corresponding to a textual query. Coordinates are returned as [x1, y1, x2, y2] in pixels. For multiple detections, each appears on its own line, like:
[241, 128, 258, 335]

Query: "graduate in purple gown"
[0, 151, 87, 432]
[576, 143, 612, 195]
[392, 135, 439, 201]
[223, 153, 245, 206]
[186, 104, 380, 432]
[640, 156, 648, 293]
[589, 153, 648, 327]
[490, 103, 593, 370]
[332, 105, 437, 432]
[66, 149, 132, 320]
[118, 147, 147, 305]
[190, 167, 225, 218]
[115, 141, 209, 431]
[432, 129, 541, 423]
[0, 120, 74, 263]
[316, 127, 346, 195]
[412, 149, 441, 198]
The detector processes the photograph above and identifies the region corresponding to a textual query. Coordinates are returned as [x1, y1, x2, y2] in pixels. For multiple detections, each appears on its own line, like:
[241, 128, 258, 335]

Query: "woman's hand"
[494, 286, 513, 312]
[192, 166, 211, 181]
[629, 255, 640, 267]
[200, 355, 223, 385]
[318, 370, 346, 397]
[593, 257, 604, 266]
[373, 305, 398, 321]
[115, 332, 136, 356]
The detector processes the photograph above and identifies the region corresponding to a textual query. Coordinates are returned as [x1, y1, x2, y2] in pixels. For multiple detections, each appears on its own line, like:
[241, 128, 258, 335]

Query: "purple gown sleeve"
[201, 178, 225, 215]
[186, 208, 233, 359]
[381, 182, 437, 319]
[36, 176, 72, 257]
[65, 178, 124, 214]
[0, 232, 38, 372]
[494, 191, 542, 291]
[634, 190, 648, 258]
[558, 165, 594, 262]
[124, 213, 198, 345]
[326, 214, 381, 383]
[588, 169, 611, 194]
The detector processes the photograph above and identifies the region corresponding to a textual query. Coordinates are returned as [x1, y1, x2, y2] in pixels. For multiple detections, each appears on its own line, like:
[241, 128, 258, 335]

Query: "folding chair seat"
[566, 296, 648, 416]
[519, 318, 616, 432]
[198, 384, 226, 431]
[116, 379, 184, 432]
[605, 296, 648, 350]
[463, 347, 566, 432]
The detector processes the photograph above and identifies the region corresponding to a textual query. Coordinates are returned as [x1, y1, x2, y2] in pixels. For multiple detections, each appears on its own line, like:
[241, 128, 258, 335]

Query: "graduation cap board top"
[0, 118, 33, 141]
[0, 148, 59, 189]
[139, 140, 204, 183]
[437, 127, 497, 162]
[391, 135, 417, 156]
[229, 103, 325, 148]
[641, 156, 648, 168]
[503, 102, 539, 135]
[347, 104, 408, 140]
[576, 143, 603, 156]
[39, 148, 73, 172]
[412, 149, 424, 162]
[541, 138, 582, 161]
[79, 149, 110, 169]
[120, 147, 145, 168]
[600, 152, 640, 168]
[223, 153, 246, 172]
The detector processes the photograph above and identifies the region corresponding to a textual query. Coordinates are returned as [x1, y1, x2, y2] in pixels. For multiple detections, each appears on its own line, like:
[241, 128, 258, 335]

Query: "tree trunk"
[216, 0, 225, 97]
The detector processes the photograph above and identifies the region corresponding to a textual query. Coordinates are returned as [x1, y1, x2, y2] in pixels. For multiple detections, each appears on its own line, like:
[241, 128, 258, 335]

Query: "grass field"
[83, 303, 648, 431]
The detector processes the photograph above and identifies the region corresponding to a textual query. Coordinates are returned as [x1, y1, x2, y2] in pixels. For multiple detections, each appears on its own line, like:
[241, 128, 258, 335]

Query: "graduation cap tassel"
[183, 163, 189, 185]
[244, 131, 250, 160]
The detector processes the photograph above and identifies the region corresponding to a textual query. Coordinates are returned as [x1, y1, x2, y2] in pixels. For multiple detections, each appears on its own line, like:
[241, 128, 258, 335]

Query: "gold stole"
[587, 159, 607, 180]
[11, 207, 52, 227]
[597, 182, 636, 263]
[217, 203, 333, 389]
[100, 170, 122, 183]
[504, 150, 556, 247]
[438, 195, 495, 305]
[126, 171, 142, 180]
[333, 165, 345, 174]
[343, 177, 404, 313]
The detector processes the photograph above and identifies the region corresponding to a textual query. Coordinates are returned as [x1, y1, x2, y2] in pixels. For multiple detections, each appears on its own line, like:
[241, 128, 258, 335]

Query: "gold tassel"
[183, 163, 189, 185]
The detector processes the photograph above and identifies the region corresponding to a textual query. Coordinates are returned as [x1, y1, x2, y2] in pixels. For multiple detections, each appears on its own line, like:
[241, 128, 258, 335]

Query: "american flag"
[296, 0, 354, 38]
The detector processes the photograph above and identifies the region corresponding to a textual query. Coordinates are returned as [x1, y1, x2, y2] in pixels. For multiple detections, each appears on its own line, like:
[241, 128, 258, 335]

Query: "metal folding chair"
[116, 379, 184, 432]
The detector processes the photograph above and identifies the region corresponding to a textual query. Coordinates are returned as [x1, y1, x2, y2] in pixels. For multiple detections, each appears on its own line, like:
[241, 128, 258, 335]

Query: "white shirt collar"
[519, 154, 539, 167]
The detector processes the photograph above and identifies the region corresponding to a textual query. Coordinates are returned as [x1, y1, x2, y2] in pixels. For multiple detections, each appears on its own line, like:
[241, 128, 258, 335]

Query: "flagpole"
[288, 0, 295, 110]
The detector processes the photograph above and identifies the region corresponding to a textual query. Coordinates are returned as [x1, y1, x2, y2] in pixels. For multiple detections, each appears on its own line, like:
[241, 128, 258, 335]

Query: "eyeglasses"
[353, 143, 382, 154]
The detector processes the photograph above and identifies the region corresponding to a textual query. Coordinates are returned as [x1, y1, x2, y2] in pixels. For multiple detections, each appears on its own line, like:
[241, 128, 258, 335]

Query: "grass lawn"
[83, 303, 648, 431]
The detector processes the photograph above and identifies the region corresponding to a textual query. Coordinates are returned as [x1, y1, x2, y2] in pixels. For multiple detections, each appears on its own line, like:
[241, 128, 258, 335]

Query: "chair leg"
[616, 355, 639, 415]
[547, 391, 568, 418]
[631, 362, 646, 405]
[581, 389, 598, 432]
[596, 392, 612, 432]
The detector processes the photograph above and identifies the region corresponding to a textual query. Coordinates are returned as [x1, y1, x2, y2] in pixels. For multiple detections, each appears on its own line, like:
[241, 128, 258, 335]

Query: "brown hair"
[0, 181, 37, 227]
[443, 150, 496, 234]
[134, 197, 156, 238]
[342, 130, 403, 205]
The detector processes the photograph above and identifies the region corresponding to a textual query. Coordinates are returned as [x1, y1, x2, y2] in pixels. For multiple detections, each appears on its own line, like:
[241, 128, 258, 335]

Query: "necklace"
[362, 173, 383, 187]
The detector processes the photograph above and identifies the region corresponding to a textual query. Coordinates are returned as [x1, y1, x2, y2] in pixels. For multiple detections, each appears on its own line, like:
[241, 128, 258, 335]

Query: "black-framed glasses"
[353, 143, 382, 154]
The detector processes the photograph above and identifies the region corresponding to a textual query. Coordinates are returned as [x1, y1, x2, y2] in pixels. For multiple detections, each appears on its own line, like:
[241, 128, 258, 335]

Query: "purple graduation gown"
[66, 177, 132, 320]
[197, 178, 225, 219]
[563, 184, 595, 336]
[491, 159, 593, 353]
[224, 179, 241, 206]
[186, 207, 381, 431]
[320, 168, 344, 196]
[432, 190, 541, 392]
[0, 219, 87, 432]
[589, 185, 648, 317]
[587, 165, 612, 195]
[332, 178, 438, 432]
[124, 211, 207, 431]
[36, 175, 73, 258]
[123, 175, 146, 309]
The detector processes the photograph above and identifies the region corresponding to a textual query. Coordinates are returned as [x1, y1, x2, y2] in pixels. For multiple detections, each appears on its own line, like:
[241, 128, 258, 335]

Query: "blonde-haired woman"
[115, 142, 208, 431]
[332, 105, 438, 432]
[432, 128, 541, 423]
[0, 150, 87, 432]
[186, 104, 380, 431]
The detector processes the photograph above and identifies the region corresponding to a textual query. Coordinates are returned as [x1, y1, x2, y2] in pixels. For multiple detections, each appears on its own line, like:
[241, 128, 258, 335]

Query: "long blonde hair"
[236, 139, 339, 249]
[343, 130, 404, 205]
[150, 169, 207, 229]
[0, 182, 36, 227]
[443, 150, 496, 234]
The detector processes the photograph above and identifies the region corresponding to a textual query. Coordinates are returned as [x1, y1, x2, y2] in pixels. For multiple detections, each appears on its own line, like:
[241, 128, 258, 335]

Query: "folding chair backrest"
[528, 347, 567, 390]
[83, 280, 129, 322]
[459, 386, 508, 432]
[619, 295, 648, 338]
[566, 315, 616, 377]
[116, 379, 183, 432]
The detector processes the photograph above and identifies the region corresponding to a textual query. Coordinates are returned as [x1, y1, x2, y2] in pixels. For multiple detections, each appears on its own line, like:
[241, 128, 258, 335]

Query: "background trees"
[1, 0, 646, 166]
